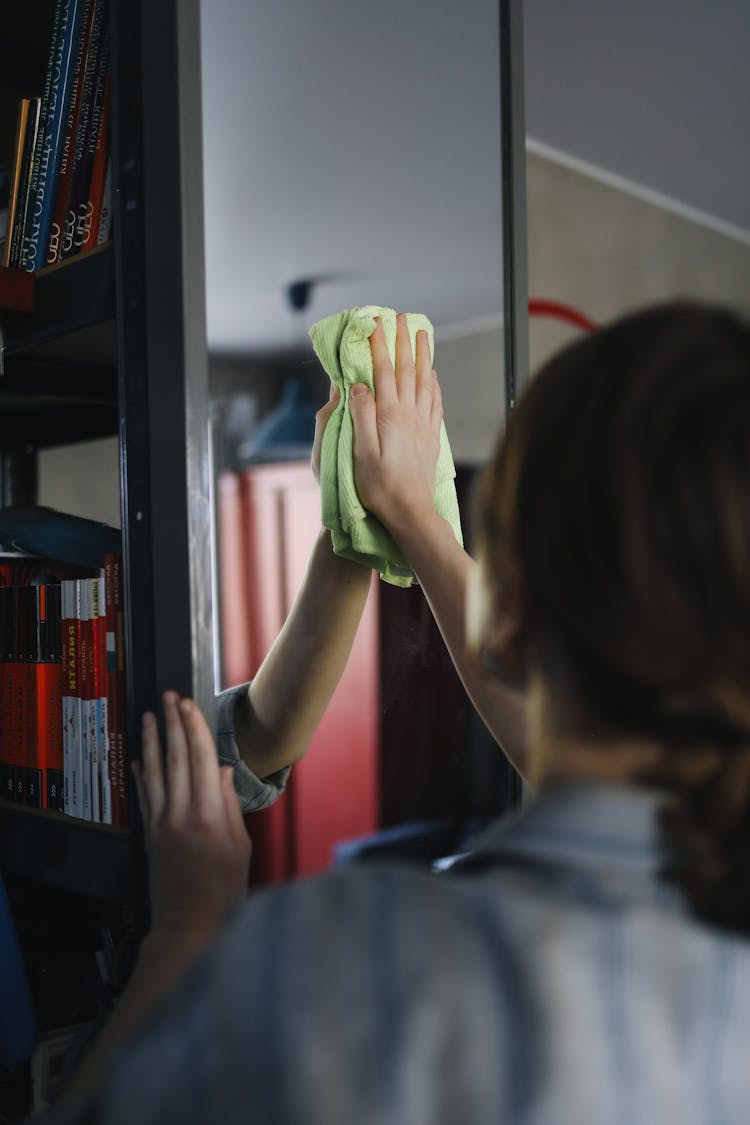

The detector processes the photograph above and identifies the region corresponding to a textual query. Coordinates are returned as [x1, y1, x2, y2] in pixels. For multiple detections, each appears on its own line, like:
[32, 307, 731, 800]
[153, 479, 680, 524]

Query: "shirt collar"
[453, 782, 670, 882]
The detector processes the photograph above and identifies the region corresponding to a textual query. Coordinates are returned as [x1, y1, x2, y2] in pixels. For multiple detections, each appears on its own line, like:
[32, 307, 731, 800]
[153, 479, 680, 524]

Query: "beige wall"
[526, 150, 750, 373]
[38, 436, 120, 526]
[433, 149, 750, 465]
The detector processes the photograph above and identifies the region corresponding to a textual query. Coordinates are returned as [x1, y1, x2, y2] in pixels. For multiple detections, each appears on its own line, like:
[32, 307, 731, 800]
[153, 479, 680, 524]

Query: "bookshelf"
[0, 0, 212, 994]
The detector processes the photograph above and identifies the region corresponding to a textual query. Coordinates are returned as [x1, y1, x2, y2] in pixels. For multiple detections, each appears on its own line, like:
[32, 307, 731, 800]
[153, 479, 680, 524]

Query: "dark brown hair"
[477, 299, 750, 931]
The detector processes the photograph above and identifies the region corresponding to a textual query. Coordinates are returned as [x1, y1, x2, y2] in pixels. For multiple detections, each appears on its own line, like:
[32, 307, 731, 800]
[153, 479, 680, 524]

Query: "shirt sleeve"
[215, 682, 291, 812]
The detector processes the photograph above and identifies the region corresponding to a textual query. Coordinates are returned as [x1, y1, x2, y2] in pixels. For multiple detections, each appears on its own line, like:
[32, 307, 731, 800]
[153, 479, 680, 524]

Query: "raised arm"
[232, 387, 372, 780]
[349, 315, 528, 779]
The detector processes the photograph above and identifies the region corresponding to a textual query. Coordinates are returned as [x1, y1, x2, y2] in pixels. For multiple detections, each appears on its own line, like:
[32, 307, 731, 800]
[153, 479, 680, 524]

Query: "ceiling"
[523, 0, 750, 243]
[200, 0, 750, 355]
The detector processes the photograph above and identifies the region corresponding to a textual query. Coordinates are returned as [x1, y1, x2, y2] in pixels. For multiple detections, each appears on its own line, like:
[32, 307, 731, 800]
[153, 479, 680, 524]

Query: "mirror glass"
[201, 0, 518, 883]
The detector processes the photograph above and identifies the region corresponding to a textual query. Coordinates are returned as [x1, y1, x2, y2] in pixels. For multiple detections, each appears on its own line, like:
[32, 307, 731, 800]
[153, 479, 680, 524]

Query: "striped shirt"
[216, 681, 290, 811]
[57, 784, 750, 1124]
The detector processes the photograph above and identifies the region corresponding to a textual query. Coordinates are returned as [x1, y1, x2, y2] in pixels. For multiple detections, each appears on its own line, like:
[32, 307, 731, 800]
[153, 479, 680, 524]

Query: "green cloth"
[310, 305, 463, 587]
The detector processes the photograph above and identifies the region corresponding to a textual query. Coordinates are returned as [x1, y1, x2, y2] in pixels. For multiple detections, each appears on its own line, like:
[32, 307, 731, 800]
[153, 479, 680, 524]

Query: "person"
[53, 299, 750, 1122]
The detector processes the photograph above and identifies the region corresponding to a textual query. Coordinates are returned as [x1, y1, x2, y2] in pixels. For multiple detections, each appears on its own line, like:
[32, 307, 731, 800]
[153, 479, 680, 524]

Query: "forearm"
[235, 528, 372, 777]
[392, 508, 528, 778]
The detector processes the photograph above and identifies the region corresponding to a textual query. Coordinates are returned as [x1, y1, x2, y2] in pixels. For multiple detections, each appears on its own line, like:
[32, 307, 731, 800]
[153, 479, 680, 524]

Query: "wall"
[38, 436, 120, 526]
[433, 149, 750, 466]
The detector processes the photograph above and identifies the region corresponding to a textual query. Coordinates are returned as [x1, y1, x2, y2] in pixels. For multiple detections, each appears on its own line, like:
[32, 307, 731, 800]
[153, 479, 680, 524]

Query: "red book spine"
[94, 570, 111, 823]
[9, 587, 26, 804]
[79, 74, 109, 253]
[0, 585, 14, 802]
[78, 578, 93, 820]
[36, 663, 64, 811]
[62, 578, 83, 818]
[2, 588, 20, 803]
[42, 583, 64, 811]
[20, 586, 41, 808]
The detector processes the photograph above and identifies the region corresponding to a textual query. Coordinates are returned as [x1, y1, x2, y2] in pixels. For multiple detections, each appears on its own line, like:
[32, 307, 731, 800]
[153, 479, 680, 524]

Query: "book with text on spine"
[61, 0, 109, 262]
[22, 0, 87, 272]
[7, 99, 41, 270]
[80, 73, 110, 255]
[61, 578, 82, 818]
[3, 99, 33, 270]
[93, 570, 111, 823]
[46, 0, 97, 266]
[104, 554, 126, 826]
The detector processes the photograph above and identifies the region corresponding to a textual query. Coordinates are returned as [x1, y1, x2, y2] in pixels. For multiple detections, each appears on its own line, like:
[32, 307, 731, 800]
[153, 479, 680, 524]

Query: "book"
[104, 554, 126, 826]
[16, 584, 63, 810]
[46, 0, 98, 265]
[93, 570, 111, 823]
[96, 156, 112, 245]
[22, 0, 88, 272]
[19, 0, 67, 270]
[37, 583, 65, 812]
[61, 0, 109, 261]
[0, 586, 16, 802]
[3, 99, 33, 269]
[7, 587, 26, 804]
[61, 577, 83, 817]
[78, 577, 92, 820]
[17, 586, 41, 807]
[7, 99, 41, 270]
[79, 74, 110, 254]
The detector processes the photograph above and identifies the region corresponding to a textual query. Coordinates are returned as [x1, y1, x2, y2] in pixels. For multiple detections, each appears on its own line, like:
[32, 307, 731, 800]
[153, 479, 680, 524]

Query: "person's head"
[472, 299, 750, 930]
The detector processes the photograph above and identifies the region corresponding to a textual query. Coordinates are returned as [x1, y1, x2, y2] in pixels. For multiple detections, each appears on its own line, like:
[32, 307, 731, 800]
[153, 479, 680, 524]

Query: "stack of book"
[3, 0, 112, 273]
[0, 553, 127, 827]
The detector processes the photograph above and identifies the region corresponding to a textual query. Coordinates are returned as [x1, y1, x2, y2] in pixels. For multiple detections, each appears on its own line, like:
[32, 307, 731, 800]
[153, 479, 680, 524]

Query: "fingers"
[221, 765, 250, 848]
[414, 330, 434, 421]
[369, 318, 398, 410]
[314, 384, 340, 436]
[180, 697, 225, 820]
[139, 709, 166, 826]
[394, 313, 417, 404]
[430, 368, 444, 434]
[349, 382, 380, 465]
[162, 691, 191, 823]
[311, 383, 339, 481]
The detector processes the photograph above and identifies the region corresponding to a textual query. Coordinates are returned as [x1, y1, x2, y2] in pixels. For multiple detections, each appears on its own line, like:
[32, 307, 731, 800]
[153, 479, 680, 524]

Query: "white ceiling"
[200, 0, 750, 355]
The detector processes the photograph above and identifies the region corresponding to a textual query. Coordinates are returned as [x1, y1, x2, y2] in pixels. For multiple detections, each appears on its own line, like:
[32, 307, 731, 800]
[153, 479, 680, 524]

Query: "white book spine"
[78, 578, 91, 821]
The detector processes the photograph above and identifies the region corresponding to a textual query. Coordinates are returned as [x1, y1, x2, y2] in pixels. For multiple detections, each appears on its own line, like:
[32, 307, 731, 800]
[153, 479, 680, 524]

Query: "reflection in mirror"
[201, 0, 520, 884]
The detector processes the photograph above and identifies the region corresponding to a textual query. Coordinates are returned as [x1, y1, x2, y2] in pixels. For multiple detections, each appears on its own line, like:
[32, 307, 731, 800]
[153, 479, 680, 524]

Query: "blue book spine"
[19, 0, 65, 270]
[23, 0, 86, 272]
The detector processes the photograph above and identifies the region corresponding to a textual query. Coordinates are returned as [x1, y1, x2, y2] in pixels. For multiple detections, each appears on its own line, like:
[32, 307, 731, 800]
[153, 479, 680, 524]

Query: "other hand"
[349, 314, 443, 539]
[311, 382, 340, 483]
[133, 692, 252, 940]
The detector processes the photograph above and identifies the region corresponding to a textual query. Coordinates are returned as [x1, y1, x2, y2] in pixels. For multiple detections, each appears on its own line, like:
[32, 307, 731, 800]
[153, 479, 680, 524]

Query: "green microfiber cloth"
[310, 305, 463, 587]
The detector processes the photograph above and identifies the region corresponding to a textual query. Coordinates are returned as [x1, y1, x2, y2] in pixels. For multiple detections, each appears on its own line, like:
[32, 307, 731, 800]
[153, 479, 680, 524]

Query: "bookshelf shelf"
[0, 0, 212, 1068]
[1, 248, 116, 364]
[0, 800, 132, 904]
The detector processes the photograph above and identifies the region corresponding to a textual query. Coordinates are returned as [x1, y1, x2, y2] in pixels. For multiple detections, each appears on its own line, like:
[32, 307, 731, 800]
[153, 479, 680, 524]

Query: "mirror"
[201, 0, 522, 883]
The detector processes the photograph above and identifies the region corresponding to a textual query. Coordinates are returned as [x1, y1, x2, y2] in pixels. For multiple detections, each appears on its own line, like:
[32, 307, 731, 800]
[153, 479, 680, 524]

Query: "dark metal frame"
[500, 0, 529, 411]
[111, 0, 214, 735]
